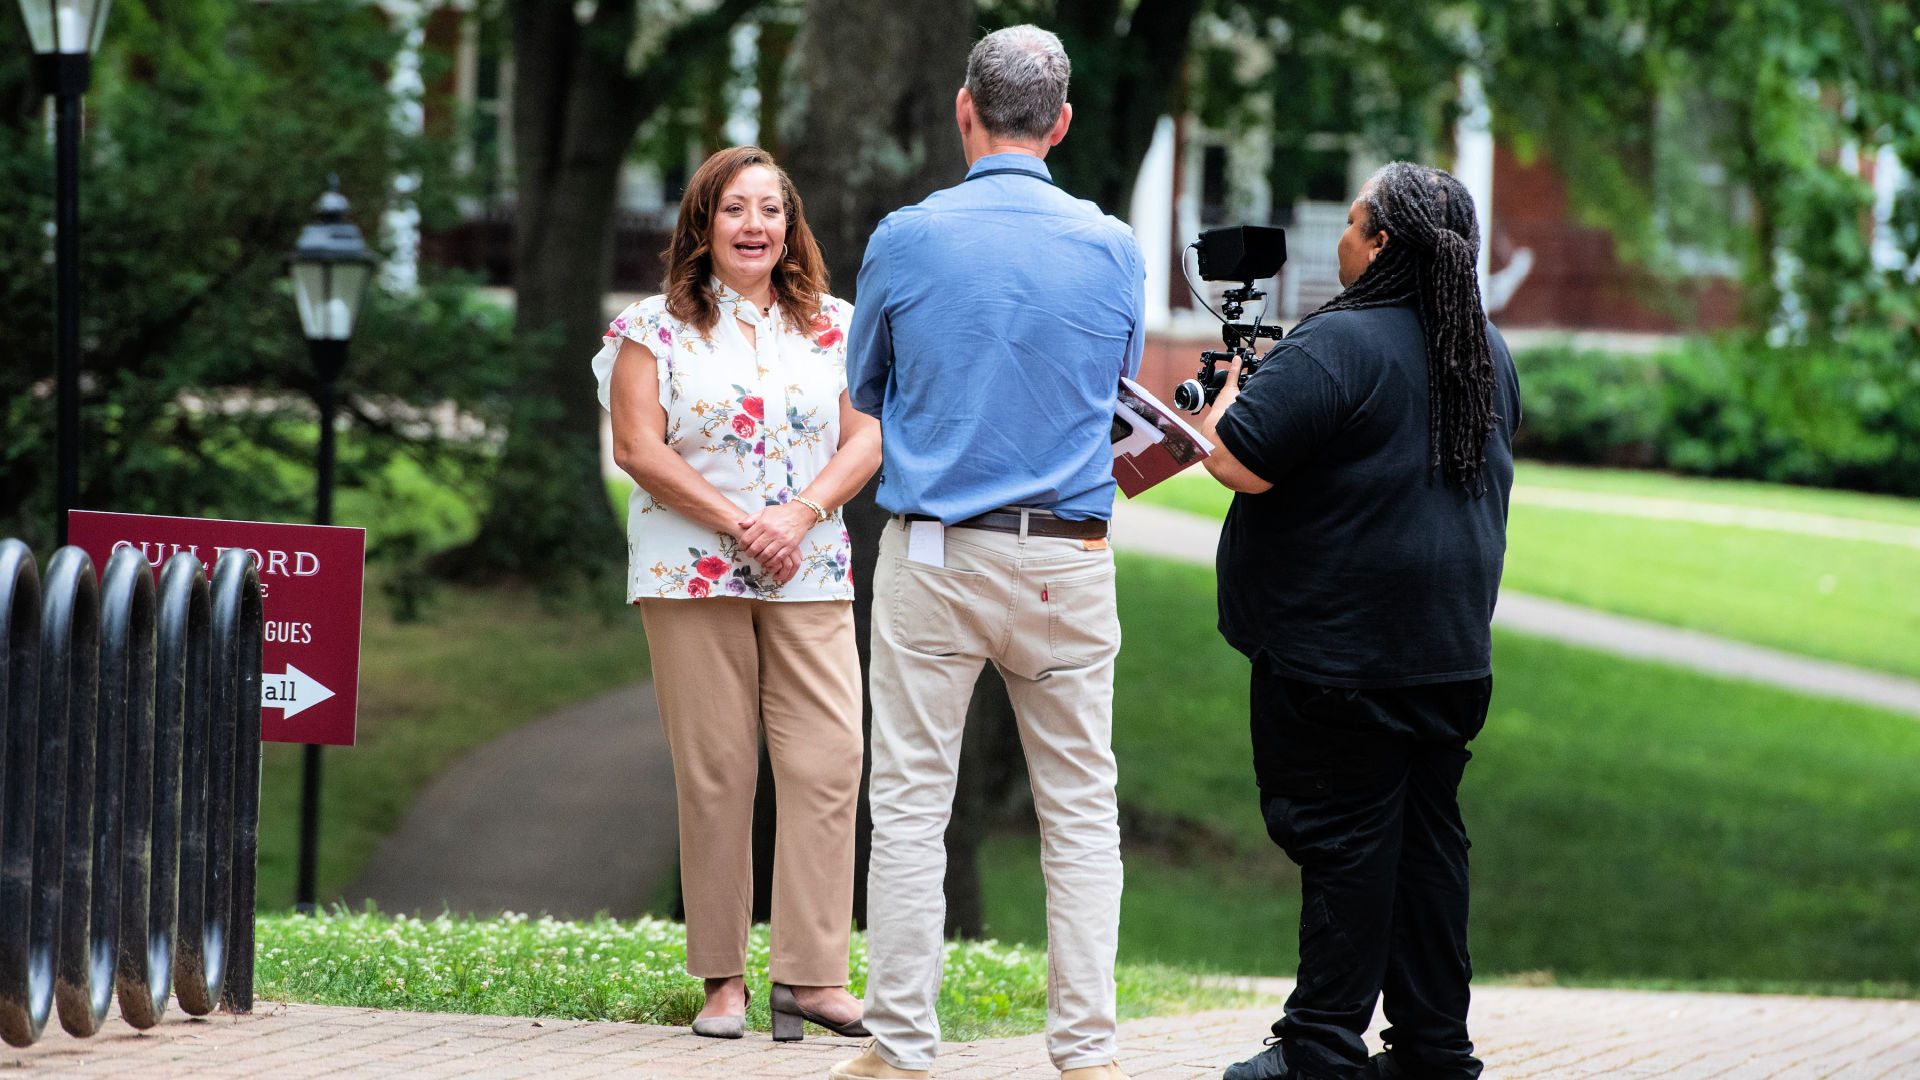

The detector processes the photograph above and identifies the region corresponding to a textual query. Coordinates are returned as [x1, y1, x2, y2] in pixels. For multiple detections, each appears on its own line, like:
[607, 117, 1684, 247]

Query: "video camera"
[1171, 225, 1289, 413]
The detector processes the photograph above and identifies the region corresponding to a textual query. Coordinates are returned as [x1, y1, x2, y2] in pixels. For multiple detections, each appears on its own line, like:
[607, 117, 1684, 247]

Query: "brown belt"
[902, 509, 1108, 540]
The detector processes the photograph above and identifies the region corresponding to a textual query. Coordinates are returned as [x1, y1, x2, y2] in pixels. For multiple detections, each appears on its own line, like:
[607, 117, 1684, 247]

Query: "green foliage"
[1479, 0, 1920, 338]
[1507, 336, 1920, 497]
[1187, 2, 1466, 212]
[979, 554, 1920, 989]
[255, 909, 1257, 1038]
[0, 0, 514, 555]
[1503, 346, 1667, 466]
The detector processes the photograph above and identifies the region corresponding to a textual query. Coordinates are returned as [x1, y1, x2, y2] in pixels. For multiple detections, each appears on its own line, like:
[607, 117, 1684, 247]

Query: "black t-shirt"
[1213, 301, 1522, 688]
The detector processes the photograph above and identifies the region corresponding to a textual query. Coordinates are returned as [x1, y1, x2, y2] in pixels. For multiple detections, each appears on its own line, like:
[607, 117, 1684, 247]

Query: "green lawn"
[1511, 461, 1920, 526]
[1133, 463, 1920, 678]
[255, 911, 1260, 1039]
[1139, 461, 1920, 527]
[978, 554, 1920, 993]
[255, 582, 653, 909]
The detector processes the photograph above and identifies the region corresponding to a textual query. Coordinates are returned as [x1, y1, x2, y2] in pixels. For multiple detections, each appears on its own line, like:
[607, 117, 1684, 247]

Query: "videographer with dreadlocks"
[1193, 162, 1522, 1080]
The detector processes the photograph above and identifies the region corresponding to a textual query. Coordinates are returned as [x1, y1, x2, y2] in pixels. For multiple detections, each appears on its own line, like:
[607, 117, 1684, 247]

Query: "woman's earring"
[781, 243, 790, 261]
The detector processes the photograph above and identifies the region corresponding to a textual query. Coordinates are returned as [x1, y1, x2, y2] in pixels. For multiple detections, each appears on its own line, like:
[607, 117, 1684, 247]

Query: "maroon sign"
[69, 510, 365, 746]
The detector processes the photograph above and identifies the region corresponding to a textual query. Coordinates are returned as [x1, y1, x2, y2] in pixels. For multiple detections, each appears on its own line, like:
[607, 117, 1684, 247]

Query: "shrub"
[1510, 332, 1920, 496]
[1510, 345, 1666, 467]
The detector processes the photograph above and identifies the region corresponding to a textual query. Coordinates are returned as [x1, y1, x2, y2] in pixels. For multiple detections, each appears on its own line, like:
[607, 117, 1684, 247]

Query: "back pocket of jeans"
[1045, 567, 1118, 666]
[890, 560, 986, 656]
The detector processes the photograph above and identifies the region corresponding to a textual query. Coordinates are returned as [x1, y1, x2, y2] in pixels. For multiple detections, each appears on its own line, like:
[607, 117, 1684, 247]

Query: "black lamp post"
[17, 0, 113, 546]
[286, 179, 376, 913]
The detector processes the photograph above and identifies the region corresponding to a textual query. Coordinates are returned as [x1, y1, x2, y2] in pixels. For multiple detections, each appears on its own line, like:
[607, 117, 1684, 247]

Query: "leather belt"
[902, 509, 1108, 540]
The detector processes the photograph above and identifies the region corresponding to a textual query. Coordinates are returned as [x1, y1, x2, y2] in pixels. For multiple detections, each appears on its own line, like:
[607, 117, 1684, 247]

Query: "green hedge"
[1512, 333, 1920, 495]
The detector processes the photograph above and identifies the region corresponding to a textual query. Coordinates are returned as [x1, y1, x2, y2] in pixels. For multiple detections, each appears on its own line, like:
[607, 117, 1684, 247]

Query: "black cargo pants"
[1250, 653, 1490, 1080]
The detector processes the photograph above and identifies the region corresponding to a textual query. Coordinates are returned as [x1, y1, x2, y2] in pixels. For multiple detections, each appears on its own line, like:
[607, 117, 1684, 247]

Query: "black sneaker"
[1223, 1038, 1288, 1080]
[1357, 1052, 1406, 1080]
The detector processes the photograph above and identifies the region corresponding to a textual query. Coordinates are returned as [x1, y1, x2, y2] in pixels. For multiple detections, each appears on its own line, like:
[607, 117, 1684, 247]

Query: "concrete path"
[345, 681, 679, 920]
[7, 983, 1916, 1078]
[1109, 500, 1920, 719]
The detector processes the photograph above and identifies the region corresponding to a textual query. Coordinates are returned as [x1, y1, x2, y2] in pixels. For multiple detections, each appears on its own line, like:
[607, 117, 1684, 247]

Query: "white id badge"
[906, 520, 946, 568]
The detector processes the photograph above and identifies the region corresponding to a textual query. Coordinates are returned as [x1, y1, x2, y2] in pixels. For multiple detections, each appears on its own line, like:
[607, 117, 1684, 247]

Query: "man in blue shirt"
[829, 24, 1144, 1080]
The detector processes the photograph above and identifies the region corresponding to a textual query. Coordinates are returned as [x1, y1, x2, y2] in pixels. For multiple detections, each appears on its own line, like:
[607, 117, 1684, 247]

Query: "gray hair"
[965, 25, 1071, 141]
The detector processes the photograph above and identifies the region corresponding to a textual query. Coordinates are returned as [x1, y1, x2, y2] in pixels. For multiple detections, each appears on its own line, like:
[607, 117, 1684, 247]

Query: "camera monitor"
[1195, 225, 1287, 282]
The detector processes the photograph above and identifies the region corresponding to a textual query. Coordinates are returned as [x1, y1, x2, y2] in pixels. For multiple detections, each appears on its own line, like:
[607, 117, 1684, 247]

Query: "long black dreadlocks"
[1302, 162, 1499, 495]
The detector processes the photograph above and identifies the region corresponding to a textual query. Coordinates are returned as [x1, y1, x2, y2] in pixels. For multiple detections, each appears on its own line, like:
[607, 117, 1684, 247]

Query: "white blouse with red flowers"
[591, 278, 855, 603]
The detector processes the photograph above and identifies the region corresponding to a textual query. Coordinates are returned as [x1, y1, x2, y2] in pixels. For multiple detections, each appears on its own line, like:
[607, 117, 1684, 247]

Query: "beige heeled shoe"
[690, 981, 750, 1039]
[771, 982, 871, 1041]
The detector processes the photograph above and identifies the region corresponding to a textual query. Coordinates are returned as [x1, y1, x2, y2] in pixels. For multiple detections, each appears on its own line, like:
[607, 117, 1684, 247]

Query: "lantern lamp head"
[15, 0, 113, 56]
[288, 178, 379, 346]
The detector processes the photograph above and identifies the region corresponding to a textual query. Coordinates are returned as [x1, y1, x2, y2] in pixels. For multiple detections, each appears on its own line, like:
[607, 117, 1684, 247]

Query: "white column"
[724, 22, 760, 147]
[1129, 115, 1177, 331]
[379, 0, 429, 295]
[1873, 145, 1912, 278]
[1453, 67, 1494, 301]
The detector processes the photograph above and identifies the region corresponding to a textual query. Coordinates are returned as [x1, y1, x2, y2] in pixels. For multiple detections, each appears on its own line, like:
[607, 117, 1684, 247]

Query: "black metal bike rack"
[0, 540, 262, 1046]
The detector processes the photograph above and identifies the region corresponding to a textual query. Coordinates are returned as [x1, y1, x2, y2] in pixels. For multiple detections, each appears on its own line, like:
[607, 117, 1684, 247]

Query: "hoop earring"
[781, 242, 790, 261]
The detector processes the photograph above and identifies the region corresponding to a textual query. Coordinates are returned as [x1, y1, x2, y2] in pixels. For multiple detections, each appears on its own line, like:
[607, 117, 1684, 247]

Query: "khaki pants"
[638, 597, 863, 987]
[864, 518, 1123, 1071]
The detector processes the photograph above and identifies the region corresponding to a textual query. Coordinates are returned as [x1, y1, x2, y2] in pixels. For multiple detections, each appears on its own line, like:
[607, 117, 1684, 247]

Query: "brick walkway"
[6, 984, 1915, 1079]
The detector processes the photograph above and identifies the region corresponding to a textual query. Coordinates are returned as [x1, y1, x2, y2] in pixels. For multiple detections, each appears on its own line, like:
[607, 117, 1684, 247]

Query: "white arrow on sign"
[260, 664, 336, 719]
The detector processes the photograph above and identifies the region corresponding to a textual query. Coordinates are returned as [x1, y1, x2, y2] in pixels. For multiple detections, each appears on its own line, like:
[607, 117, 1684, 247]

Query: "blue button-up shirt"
[847, 153, 1146, 523]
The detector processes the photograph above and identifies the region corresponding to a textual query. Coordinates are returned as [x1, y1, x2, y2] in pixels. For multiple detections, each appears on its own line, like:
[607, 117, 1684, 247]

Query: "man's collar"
[965, 153, 1052, 181]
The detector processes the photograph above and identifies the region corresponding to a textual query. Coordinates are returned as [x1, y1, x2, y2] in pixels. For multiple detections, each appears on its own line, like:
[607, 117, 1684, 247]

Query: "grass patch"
[1503, 505, 1920, 678]
[1510, 461, 1920, 527]
[1136, 461, 1920, 527]
[255, 910, 1263, 1038]
[981, 833, 1299, 977]
[254, 582, 652, 909]
[982, 553, 1920, 988]
[1132, 464, 1920, 677]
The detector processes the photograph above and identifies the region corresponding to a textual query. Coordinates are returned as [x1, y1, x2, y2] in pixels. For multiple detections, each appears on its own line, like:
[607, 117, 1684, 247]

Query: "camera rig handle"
[1217, 281, 1284, 352]
[1171, 280, 1287, 414]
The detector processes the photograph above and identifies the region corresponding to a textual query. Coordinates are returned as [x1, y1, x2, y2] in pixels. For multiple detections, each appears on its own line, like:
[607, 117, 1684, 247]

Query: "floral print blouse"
[591, 279, 856, 603]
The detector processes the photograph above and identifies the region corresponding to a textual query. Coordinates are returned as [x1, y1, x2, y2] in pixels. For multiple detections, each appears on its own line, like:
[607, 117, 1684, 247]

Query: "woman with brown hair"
[590, 146, 880, 1041]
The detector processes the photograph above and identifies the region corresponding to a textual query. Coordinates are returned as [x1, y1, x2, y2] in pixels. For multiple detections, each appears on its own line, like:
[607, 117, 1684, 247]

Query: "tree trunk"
[784, 0, 973, 294]
[1048, 0, 1204, 216]
[783, 0, 986, 932]
[449, 0, 761, 582]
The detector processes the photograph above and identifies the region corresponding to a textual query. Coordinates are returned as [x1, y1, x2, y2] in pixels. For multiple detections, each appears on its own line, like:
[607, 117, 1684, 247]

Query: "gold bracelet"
[794, 495, 830, 523]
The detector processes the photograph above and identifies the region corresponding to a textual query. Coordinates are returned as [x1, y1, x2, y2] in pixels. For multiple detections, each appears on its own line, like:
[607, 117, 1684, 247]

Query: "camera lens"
[1172, 380, 1205, 413]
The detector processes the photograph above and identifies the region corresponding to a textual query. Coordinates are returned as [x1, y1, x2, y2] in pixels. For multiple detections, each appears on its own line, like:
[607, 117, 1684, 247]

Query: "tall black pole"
[295, 342, 344, 913]
[315, 369, 337, 526]
[45, 55, 90, 547]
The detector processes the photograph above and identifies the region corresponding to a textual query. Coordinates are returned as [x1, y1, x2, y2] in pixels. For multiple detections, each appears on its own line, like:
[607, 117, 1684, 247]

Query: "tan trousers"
[863, 518, 1123, 1071]
[637, 597, 863, 987]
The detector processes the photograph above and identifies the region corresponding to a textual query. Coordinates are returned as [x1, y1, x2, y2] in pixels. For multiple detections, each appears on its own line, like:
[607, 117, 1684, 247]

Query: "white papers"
[1120, 377, 1214, 454]
[1111, 400, 1167, 458]
[907, 520, 946, 567]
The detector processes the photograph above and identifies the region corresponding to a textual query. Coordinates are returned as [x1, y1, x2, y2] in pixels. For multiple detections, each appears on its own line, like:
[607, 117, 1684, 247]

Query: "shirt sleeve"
[592, 301, 673, 412]
[1121, 238, 1146, 380]
[847, 220, 894, 418]
[1213, 341, 1346, 485]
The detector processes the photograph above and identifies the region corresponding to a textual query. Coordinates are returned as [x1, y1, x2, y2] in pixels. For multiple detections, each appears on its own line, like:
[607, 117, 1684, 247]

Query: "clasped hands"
[737, 501, 819, 585]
